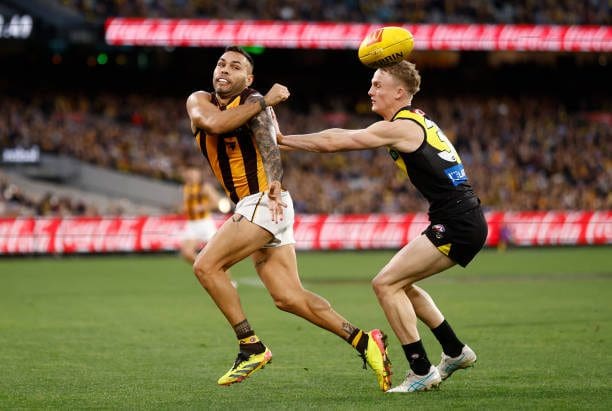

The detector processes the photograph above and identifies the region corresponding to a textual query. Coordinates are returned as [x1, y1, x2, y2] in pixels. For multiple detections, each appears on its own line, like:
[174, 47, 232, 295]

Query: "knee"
[193, 255, 215, 288]
[371, 275, 387, 300]
[271, 292, 296, 313]
[273, 299, 292, 312]
[272, 289, 328, 315]
[371, 270, 415, 300]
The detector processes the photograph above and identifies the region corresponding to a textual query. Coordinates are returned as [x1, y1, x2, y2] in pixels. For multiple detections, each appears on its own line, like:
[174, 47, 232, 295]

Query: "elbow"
[315, 137, 340, 153]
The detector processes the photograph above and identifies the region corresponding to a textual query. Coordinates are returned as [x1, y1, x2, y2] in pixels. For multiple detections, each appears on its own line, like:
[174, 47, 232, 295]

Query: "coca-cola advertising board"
[105, 20, 612, 52]
[0, 211, 609, 255]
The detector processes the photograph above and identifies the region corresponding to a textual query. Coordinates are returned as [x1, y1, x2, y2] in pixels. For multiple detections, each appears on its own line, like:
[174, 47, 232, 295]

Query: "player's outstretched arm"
[278, 121, 406, 153]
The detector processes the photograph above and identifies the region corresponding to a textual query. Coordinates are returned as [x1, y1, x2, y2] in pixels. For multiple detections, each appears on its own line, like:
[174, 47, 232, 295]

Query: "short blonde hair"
[381, 61, 421, 97]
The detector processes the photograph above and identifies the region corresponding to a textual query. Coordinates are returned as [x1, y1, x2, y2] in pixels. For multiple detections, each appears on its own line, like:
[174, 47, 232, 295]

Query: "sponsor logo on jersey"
[444, 164, 468, 186]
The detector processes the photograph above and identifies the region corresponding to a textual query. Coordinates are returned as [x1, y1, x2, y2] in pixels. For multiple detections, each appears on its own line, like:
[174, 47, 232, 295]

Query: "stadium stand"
[1, 1, 609, 217]
[0, 170, 164, 217]
[1, 92, 609, 215]
[59, 0, 610, 25]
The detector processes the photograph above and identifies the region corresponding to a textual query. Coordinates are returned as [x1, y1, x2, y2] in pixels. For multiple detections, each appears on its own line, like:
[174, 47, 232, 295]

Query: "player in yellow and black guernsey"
[185, 46, 392, 391]
[279, 61, 487, 393]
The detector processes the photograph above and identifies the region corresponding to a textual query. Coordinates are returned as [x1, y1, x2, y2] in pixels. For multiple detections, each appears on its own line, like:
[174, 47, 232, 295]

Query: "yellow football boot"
[361, 329, 392, 391]
[217, 347, 272, 386]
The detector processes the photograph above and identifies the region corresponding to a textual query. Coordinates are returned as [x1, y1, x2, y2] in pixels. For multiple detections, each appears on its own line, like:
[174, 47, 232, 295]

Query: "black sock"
[233, 319, 265, 355]
[347, 328, 368, 355]
[431, 319, 464, 357]
[233, 319, 254, 339]
[402, 340, 432, 376]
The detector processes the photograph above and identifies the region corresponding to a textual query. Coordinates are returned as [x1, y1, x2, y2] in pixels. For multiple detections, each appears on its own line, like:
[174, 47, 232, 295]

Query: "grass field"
[1, 247, 611, 410]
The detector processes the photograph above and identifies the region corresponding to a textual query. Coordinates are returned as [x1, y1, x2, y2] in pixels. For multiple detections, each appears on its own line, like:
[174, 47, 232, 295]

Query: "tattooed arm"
[247, 94, 287, 222]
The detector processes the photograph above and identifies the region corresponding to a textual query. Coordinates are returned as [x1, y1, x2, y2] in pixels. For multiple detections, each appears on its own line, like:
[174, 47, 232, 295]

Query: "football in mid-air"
[358, 26, 414, 68]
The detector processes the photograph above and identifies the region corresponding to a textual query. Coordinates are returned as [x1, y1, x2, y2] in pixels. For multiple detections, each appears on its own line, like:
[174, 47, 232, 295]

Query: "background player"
[178, 166, 238, 287]
[179, 166, 223, 264]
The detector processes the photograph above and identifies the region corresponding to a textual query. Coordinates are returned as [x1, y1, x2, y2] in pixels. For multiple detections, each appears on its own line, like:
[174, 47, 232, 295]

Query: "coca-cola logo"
[141, 216, 185, 250]
[54, 218, 140, 253]
[105, 20, 612, 51]
[0, 212, 610, 255]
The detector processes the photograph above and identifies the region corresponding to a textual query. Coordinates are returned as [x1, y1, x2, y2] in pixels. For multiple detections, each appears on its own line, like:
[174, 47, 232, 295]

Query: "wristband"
[258, 97, 267, 111]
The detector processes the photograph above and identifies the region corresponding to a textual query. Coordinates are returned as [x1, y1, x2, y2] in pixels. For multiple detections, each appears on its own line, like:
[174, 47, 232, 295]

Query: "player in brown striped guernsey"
[179, 167, 222, 263]
[185, 46, 391, 390]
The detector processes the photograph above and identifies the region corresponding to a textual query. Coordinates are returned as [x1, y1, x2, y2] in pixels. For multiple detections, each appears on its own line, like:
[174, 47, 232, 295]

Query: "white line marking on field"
[238, 277, 266, 288]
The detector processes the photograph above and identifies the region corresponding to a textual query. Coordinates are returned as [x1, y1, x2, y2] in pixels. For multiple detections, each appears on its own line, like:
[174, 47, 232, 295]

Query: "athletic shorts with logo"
[423, 206, 488, 267]
[234, 191, 296, 248]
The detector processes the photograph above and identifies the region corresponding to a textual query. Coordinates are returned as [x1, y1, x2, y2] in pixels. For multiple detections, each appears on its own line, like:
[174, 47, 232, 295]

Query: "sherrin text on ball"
[358, 26, 414, 68]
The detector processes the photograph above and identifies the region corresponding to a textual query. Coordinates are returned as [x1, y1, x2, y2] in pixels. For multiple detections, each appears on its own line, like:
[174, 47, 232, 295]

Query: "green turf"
[1, 247, 611, 409]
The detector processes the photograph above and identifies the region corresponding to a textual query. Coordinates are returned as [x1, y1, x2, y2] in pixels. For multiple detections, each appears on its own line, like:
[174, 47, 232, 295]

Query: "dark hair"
[224, 46, 254, 70]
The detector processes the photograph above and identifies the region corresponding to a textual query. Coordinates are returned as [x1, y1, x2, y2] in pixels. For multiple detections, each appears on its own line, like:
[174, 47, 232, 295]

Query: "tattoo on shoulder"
[246, 94, 283, 183]
[232, 214, 244, 222]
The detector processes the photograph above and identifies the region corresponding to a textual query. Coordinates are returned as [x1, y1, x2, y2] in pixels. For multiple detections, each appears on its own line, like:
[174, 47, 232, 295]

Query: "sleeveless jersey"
[388, 106, 479, 218]
[194, 88, 268, 203]
[183, 182, 211, 220]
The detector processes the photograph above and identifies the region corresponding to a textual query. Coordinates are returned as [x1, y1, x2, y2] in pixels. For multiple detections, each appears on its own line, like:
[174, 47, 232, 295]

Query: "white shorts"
[235, 191, 296, 248]
[181, 217, 217, 242]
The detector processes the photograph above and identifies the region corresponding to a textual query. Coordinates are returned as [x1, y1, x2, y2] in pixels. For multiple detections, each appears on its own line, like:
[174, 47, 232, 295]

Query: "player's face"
[368, 69, 399, 118]
[212, 51, 254, 98]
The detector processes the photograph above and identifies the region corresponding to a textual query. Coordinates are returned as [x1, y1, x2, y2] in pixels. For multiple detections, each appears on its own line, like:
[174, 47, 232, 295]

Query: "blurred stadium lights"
[0, 14, 33, 39]
[96, 52, 108, 65]
[2, 0, 99, 44]
[242, 45, 266, 55]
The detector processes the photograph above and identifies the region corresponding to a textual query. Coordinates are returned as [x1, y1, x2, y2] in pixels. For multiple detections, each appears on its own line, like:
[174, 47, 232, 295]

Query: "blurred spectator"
[0, 171, 133, 217]
[1, 92, 609, 215]
[60, 0, 611, 25]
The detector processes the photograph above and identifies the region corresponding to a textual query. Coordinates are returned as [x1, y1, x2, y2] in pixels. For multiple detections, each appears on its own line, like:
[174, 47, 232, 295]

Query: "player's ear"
[246, 74, 254, 87]
[395, 86, 405, 100]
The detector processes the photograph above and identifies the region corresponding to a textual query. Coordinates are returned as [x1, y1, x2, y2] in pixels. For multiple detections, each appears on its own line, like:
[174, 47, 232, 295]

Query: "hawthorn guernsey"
[358, 26, 414, 68]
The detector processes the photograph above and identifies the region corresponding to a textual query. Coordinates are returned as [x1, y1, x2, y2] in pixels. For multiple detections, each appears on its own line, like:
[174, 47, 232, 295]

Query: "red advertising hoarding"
[105, 19, 612, 52]
[0, 211, 609, 255]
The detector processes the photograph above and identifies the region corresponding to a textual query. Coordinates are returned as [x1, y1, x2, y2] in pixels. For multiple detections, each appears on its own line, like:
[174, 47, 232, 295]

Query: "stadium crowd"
[1, 91, 609, 216]
[0, 170, 142, 217]
[0, 172, 90, 217]
[63, 0, 610, 25]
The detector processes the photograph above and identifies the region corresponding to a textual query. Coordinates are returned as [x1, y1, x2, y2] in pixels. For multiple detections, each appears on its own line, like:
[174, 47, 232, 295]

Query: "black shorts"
[423, 206, 488, 267]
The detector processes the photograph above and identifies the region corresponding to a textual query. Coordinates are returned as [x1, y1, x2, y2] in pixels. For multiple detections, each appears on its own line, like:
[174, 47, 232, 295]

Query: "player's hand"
[264, 84, 290, 107]
[267, 180, 287, 223]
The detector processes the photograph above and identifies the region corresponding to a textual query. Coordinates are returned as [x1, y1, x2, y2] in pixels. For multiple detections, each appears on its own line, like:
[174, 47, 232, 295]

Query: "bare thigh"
[374, 235, 456, 288]
[196, 214, 274, 272]
[251, 245, 303, 297]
